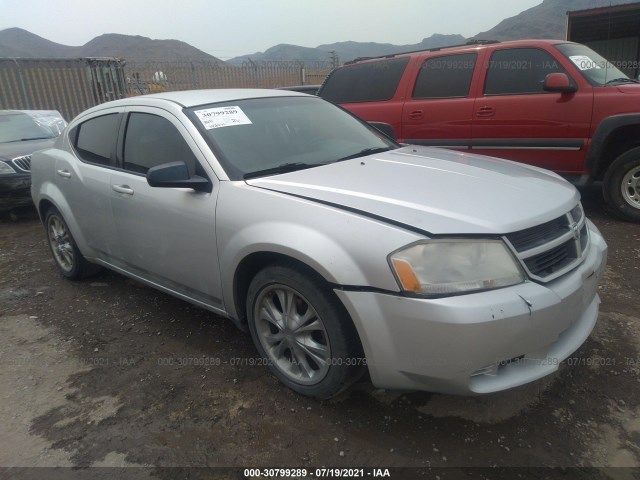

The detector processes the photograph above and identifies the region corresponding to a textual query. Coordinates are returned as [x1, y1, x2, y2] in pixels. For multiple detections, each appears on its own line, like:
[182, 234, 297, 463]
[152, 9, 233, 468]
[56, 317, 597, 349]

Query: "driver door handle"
[476, 106, 496, 117]
[56, 169, 71, 178]
[112, 184, 134, 195]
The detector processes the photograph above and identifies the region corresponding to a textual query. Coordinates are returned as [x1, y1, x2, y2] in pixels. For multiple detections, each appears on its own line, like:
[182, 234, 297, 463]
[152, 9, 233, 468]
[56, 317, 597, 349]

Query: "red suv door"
[471, 46, 593, 174]
[401, 51, 481, 147]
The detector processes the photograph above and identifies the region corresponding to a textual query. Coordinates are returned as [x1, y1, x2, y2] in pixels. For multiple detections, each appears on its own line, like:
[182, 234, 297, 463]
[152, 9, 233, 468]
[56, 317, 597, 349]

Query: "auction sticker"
[569, 55, 601, 71]
[194, 106, 252, 130]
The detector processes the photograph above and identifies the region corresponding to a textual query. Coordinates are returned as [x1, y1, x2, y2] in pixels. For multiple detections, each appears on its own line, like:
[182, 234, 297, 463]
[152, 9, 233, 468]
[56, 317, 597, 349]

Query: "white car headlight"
[389, 239, 524, 296]
[0, 161, 16, 174]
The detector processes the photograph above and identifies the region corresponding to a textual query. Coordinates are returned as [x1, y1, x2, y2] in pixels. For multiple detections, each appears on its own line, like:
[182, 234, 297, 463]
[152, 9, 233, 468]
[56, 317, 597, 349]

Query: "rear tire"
[603, 147, 640, 222]
[246, 264, 365, 398]
[45, 207, 101, 279]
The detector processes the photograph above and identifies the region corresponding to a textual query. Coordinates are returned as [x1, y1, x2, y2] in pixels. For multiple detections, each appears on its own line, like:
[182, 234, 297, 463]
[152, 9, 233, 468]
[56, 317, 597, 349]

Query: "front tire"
[603, 147, 640, 222]
[246, 264, 364, 398]
[45, 207, 101, 279]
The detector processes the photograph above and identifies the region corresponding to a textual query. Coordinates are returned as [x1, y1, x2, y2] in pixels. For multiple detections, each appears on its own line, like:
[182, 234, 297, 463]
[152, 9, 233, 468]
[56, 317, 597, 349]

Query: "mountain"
[473, 0, 632, 41]
[227, 34, 466, 65]
[232, 0, 637, 64]
[1, 0, 636, 65]
[318, 34, 467, 62]
[78, 34, 222, 62]
[229, 44, 331, 65]
[0, 28, 78, 58]
[0, 27, 224, 63]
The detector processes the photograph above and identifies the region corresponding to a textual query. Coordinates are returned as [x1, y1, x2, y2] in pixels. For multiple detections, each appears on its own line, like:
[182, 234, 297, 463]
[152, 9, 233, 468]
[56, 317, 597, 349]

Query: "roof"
[129, 88, 307, 108]
[342, 39, 573, 65]
[0, 110, 27, 116]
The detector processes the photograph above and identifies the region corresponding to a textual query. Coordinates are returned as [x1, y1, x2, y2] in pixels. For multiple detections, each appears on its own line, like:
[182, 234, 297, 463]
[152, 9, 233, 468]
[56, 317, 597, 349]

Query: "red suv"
[318, 40, 640, 222]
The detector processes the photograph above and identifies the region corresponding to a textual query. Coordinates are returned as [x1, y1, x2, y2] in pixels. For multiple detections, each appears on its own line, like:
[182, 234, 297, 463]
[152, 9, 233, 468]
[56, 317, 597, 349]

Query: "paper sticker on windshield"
[569, 55, 601, 70]
[194, 106, 252, 130]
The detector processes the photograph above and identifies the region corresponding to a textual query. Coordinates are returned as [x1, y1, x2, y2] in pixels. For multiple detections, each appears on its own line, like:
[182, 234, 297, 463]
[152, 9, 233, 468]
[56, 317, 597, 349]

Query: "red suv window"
[484, 48, 568, 95]
[320, 57, 409, 104]
[413, 53, 477, 99]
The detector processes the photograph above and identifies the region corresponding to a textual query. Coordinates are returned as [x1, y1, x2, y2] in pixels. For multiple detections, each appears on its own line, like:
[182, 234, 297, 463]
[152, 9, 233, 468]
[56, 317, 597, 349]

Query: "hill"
[0, 27, 224, 63]
[227, 34, 466, 65]
[474, 0, 632, 40]
[1, 1, 637, 64]
[318, 34, 466, 62]
[0, 28, 79, 58]
[232, 0, 638, 64]
[229, 44, 330, 65]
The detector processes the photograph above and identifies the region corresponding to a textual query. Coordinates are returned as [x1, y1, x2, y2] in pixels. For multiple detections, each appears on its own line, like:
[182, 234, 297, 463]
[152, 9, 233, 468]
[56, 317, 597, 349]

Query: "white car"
[31, 89, 607, 398]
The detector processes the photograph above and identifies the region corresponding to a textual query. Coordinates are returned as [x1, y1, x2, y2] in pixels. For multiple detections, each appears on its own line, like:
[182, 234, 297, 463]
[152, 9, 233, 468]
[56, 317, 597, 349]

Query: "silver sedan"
[31, 89, 607, 398]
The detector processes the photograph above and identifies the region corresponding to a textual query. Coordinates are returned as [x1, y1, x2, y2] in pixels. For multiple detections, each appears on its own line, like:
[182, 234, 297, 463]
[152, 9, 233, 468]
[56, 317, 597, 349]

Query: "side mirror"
[146, 161, 211, 192]
[543, 73, 576, 93]
[368, 121, 397, 141]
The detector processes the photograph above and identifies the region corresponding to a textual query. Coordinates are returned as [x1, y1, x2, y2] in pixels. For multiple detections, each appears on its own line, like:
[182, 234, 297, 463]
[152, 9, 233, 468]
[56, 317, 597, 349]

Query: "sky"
[0, 0, 542, 60]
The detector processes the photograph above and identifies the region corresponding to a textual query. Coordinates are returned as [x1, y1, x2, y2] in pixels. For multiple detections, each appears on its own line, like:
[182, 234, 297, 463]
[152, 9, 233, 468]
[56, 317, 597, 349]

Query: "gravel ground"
[0, 186, 639, 480]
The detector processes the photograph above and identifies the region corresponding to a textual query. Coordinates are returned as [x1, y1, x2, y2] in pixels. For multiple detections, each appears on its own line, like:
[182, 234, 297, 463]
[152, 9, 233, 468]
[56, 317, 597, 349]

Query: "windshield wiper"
[336, 146, 394, 162]
[5, 136, 54, 143]
[605, 77, 640, 85]
[244, 162, 320, 179]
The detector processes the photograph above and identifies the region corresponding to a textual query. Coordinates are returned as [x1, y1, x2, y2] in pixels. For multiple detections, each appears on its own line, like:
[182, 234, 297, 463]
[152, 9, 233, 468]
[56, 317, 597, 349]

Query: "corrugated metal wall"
[0, 58, 128, 121]
[586, 37, 640, 78]
[0, 58, 332, 121]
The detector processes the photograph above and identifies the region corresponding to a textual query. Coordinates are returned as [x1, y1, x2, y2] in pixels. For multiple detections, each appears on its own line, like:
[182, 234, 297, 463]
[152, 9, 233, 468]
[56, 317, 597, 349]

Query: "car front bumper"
[335, 220, 608, 395]
[0, 174, 32, 212]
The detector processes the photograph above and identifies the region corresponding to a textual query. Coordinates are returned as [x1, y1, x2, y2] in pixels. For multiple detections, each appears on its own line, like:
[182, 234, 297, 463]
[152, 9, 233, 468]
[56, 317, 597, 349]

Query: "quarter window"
[413, 53, 477, 99]
[319, 57, 409, 103]
[484, 48, 568, 95]
[74, 113, 120, 166]
[123, 113, 197, 175]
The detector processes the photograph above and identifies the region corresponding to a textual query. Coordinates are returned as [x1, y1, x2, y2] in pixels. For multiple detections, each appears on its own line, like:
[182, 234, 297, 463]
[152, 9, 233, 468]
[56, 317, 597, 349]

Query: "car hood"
[0, 138, 57, 161]
[615, 84, 640, 94]
[245, 146, 579, 235]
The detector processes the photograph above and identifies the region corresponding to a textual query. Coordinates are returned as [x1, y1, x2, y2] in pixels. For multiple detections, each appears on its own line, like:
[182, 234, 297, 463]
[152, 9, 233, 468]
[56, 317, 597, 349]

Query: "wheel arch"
[588, 115, 640, 180]
[36, 189, 91, 258]
[233, 251, 343, 327]
[231, 249, 366, 366]
[37, 198, 55, 222]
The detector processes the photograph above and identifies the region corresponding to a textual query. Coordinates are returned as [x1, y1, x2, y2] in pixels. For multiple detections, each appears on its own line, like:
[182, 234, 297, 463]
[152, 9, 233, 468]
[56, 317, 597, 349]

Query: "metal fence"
[0, 58, 334, 121]
[126, 60, 332, 94]
[0, 58, 128, 121]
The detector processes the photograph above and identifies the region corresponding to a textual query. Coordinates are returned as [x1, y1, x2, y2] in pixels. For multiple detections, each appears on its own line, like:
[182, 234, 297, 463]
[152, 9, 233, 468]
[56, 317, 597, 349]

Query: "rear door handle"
[56, 169, 71, 178]
[112, 184, 134, 195]
[476, 106, 496, 117]
[408, 110, 424, 120]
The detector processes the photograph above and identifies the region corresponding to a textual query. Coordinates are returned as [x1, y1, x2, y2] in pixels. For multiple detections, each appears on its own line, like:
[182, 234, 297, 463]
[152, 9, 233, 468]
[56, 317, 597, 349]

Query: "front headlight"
[389, 239, 524, 296]
[0, 161, 16, 174]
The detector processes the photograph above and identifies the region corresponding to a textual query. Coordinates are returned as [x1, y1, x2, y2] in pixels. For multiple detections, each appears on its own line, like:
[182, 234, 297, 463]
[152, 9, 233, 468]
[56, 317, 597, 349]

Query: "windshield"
[555, 43, 630, 86]
[0, 110, 66, 143]
[187, 96, 397, 180]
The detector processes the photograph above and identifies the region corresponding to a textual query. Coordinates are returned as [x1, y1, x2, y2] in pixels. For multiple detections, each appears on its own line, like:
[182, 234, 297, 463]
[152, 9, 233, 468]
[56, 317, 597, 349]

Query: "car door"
[108, 107, 223, 311]
[471, 46, 594, 173]
[56, 109, 122, 261]
[401, 52, 479, 147]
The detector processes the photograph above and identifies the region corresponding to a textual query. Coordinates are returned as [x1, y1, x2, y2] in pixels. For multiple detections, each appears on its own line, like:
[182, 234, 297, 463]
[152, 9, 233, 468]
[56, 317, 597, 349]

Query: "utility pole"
[330, 50, 339, 68]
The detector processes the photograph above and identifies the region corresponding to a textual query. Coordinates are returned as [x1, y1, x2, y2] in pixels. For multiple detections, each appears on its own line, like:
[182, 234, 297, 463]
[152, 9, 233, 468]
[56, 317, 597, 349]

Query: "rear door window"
[320, 57, 409, 103]
[413, 53, 477, 98]
[73, 113, 120, 166]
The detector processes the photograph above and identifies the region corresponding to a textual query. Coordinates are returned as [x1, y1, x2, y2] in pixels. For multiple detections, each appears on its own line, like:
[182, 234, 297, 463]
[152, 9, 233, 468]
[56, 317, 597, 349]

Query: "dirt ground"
[0, 186, 639, 480]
